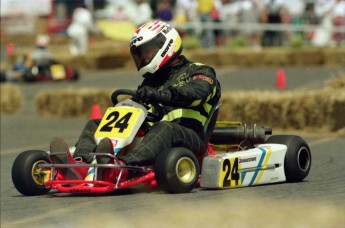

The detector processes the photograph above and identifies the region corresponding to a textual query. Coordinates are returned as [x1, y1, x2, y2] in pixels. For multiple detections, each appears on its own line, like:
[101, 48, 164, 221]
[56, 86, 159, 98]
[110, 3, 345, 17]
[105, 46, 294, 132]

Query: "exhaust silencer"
[209, 124, 272, 145]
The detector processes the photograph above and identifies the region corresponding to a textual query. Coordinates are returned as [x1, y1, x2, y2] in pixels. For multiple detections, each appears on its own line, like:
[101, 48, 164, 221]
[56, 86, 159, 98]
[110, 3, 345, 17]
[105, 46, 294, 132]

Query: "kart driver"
[30, 34, 54, 68]
[49, 20, 221, 181]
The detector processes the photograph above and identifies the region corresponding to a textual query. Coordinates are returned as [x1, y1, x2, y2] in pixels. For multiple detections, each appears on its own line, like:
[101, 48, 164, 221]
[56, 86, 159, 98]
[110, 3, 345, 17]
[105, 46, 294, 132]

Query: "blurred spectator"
[30, 34, 54, 67]
[284, 0, 305, 42]
[302, 2, 320, 25]
[112, 4, 130, 21]
[219, 0, 261, 50]
[219, 0, 242, 34]
[302, 2, 320, 41]
[157, 0, 174, 22]
[260, 0, 288, 46]
[284, 0, 305, 25]
[239, 0, 262, 50]
[174, 0, 198, 37]
[132, 0, 153, 26]
[67, 7, 99, 56]
[312, 0, 341, 47]
[332, 0, 345, 45]
[197, 0, 216, 48]
[218, 0, 242, 44]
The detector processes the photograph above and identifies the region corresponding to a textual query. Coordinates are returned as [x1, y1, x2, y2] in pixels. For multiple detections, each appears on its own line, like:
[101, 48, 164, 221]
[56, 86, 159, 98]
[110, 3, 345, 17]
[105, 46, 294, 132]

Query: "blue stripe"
[114, 148, 121, 155]
[241, 172, 246, 185]
[248, 147, 266, 186]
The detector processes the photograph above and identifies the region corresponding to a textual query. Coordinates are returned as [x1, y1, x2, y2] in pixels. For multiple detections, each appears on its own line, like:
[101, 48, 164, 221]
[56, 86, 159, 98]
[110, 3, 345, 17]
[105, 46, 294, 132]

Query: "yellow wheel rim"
[31, 160, 50, 185]
[176, 157, 196, 184]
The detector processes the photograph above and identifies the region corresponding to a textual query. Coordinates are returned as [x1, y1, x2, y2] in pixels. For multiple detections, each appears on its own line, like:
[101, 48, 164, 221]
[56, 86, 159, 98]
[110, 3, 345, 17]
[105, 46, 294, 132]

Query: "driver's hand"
[136, 86, 171, 105]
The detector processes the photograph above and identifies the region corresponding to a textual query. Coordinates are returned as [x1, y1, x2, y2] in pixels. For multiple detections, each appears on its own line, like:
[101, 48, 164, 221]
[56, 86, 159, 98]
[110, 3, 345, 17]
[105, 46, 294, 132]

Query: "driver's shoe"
[95, 138, 127, 182]
[49, 137, 82, 180]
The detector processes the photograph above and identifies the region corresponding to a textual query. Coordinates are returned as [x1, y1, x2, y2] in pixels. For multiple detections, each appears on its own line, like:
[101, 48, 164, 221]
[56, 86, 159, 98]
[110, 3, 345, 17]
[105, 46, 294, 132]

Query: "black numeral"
[99, 111, 132, 133]
[100, 111, 119, 132]
[114, 112, 132, 133]
[222, 159, 231, 187]
[231, 158, 239, 186]
[222, 158, 240, 187]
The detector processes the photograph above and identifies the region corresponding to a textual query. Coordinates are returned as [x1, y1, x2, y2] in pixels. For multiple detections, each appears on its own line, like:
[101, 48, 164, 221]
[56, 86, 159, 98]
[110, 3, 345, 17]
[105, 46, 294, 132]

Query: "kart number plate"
[219, 157, 241, 188]
[95, 107, 142, 139]
[50, 64, 66, 80]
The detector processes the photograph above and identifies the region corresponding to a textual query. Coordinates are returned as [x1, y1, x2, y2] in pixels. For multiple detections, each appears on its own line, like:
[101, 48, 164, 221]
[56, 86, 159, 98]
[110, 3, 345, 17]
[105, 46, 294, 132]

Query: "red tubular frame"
[45, 172, 156, 194]
[43, 142, 216, 194]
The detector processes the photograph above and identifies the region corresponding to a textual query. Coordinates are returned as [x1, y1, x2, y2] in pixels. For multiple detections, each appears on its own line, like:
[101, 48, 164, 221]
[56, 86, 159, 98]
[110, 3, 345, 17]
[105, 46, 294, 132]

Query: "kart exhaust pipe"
[209, 124, 272, 145]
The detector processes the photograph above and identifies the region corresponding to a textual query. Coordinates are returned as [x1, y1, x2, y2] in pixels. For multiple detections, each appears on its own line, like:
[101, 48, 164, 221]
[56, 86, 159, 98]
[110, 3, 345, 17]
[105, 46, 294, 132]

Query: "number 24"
[100, 111, 133, 133]
[222, 158, 240, 187]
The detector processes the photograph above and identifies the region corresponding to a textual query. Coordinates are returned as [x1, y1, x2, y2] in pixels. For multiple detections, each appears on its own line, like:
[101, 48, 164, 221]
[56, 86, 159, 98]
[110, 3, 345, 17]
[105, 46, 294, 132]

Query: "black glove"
[136, 86, 171, 105]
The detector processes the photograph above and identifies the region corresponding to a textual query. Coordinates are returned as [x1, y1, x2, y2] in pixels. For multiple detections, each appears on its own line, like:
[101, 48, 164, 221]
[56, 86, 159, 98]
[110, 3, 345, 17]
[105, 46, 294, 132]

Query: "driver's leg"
[120, 121, 205, 166]
[73, 119, 101, 162]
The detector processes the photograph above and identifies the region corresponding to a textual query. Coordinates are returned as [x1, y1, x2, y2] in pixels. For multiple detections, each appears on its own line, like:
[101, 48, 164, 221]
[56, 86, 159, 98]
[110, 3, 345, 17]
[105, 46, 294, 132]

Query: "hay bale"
[324, 72, 345, 90]
[323, 48, 345, 66]
[34, 75, 345, 131]
[0, 83, 22, 114]
[218, 89, 345, 132]
[35, 88, 114, 118]
[288, 49, 324, 66]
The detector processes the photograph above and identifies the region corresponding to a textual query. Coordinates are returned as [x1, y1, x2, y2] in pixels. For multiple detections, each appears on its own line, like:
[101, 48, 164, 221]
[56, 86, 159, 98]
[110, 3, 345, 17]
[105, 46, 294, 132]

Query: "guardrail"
[170, 21, 345, 33]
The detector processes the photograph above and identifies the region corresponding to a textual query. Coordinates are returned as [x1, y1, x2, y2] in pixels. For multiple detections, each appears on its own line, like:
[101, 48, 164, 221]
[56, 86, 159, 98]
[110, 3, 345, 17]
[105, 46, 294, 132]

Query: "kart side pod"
[200, 144, 287, 189]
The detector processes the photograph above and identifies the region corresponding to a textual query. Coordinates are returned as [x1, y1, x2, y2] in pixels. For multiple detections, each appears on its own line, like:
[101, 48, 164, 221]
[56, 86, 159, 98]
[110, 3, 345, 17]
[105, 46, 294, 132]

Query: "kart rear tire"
[266, 135, 311, 182]
[23, 72, 36, 82]
[12, 150, 51, 196]
[154, 147, 199, 194]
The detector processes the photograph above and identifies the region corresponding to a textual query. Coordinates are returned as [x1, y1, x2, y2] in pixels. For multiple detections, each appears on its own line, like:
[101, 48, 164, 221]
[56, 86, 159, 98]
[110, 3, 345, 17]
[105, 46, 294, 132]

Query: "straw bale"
[0, 83, 22, 114]
[35, 88, 113, 118]
[218, 89, 345, 131]
[34, 75, 345, 131]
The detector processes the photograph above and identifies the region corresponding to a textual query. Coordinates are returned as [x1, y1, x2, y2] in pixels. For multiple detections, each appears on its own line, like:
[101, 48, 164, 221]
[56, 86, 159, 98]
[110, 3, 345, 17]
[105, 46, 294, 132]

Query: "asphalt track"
[1, 66, 345, 227]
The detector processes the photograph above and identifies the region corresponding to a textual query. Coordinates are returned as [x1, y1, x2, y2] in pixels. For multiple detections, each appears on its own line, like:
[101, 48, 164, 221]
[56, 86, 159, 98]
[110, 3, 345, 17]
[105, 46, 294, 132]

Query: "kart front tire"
[12, 150, 51, 196]
[266, 135, 311, 182]
[154, 147, 199, 194]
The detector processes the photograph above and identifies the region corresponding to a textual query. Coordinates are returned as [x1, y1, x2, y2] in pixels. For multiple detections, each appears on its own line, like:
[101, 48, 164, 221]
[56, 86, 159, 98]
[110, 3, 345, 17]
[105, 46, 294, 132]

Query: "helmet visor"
[130, 34, 166, 70]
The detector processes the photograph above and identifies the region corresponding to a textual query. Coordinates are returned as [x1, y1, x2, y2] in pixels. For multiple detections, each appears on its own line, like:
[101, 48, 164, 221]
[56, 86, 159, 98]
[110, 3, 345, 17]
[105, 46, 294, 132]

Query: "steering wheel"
[111, 89, 164, 122]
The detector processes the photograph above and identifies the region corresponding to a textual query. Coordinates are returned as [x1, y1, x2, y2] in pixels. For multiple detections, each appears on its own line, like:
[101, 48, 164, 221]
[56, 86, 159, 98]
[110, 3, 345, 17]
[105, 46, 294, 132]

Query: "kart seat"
[202, 103, 221, 143]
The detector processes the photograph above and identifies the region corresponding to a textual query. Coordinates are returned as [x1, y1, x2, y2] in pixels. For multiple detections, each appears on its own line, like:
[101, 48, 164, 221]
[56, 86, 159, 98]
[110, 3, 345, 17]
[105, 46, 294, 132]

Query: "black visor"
[130, 33, 166, 69]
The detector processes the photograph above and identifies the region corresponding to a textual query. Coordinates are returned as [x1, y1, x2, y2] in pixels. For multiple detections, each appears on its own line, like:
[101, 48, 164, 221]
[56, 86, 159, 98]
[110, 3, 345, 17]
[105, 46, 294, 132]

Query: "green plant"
[182, 35, 200, 50]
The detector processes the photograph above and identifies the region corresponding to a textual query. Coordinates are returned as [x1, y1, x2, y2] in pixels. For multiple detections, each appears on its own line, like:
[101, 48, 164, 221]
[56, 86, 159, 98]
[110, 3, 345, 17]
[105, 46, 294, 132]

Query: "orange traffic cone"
[276, 68, 287, 89]
[90, 104, 102, 119]
[6, 43, 15, 55]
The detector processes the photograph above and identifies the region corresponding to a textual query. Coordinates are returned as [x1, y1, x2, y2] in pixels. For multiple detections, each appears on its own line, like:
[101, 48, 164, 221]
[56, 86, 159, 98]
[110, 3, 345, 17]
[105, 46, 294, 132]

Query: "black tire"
[12, 150, 51, 196]
[154, 147, 200, 194]
[72, 69, 79, 81]
[22, 70, 36, 82]
[266, 135, 311, 182]
[0, 71, 7, 82]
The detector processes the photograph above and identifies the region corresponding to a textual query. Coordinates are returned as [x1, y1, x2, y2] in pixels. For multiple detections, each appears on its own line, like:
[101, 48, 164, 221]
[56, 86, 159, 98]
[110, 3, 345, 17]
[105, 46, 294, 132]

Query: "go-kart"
[11, 89, 312, 196]
[22, 62, 79, 82]
[1, 57, 79, 83]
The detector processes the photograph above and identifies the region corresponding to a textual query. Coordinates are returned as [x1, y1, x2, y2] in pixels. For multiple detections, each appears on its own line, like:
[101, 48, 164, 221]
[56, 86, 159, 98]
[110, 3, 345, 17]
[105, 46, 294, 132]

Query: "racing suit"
[74, 55, 221, 166]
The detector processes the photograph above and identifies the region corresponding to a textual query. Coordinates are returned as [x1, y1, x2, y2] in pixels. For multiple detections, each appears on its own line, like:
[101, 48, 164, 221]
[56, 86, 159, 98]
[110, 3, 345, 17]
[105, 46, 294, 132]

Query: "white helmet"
[130, 20, 183, 78]
[35, 34, 50, 48]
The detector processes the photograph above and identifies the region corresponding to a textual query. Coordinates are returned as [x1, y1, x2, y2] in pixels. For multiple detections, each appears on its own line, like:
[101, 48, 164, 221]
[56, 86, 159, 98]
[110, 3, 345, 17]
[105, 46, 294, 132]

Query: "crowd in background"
[94, 0, 345, 50]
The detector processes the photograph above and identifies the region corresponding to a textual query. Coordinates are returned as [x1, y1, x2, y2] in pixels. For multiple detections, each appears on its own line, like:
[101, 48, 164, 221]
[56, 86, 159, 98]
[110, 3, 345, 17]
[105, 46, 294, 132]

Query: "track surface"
[1, 67, 345, 227]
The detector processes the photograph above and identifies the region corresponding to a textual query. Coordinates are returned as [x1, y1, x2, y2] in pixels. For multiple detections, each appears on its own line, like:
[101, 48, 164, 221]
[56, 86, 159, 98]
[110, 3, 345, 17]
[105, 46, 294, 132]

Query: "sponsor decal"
[130, 36, 143, 46]
[193, 75, 213, 84]
[162, 25, 172, 34]
[161, 39, 173, 57]
[239, 157, 257, 163]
